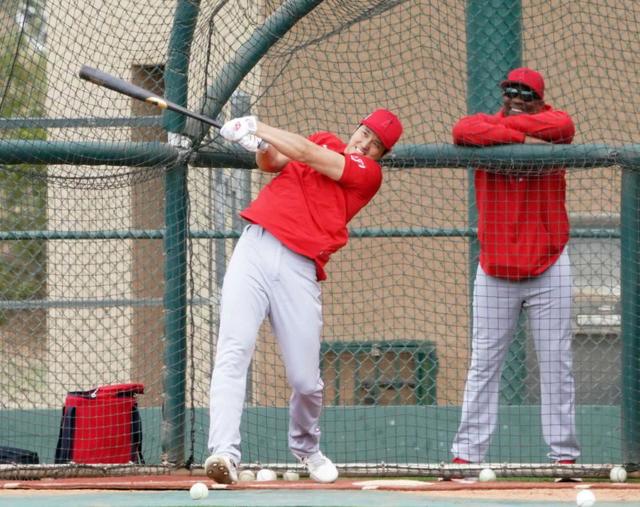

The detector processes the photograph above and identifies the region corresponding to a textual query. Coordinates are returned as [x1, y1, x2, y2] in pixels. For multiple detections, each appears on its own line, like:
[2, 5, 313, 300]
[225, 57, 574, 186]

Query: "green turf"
[0, 489, 632, 507]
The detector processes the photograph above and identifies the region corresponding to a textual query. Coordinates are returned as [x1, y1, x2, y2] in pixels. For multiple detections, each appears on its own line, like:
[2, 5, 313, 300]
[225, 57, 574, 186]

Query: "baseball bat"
[78, 65, 222, 129]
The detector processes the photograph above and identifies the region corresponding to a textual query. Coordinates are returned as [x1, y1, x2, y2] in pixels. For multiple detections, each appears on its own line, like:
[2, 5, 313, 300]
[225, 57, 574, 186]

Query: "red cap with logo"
[360, 109, 403, 150]
[501, 67, 545, 99]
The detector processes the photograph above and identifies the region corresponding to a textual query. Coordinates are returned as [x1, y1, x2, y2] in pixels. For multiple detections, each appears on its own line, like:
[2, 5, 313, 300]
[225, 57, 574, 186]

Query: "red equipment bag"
[54, 383, 144, 464]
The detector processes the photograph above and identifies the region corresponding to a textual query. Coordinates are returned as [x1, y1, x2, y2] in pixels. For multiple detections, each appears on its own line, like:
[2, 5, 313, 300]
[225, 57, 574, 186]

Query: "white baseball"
[282, 470, 300, 481]
[189, 481, 209, 500]
[576, 489, 596, 507]
[609, 466, 627, 483]
[478, 468, 496, 482]
[256, 468, 278, 481]
[238, 469, 256, 482]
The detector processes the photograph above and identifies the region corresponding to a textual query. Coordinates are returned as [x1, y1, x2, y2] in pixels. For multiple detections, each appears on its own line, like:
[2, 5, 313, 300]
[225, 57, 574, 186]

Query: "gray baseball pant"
[452, 249, 581, 462]
[208, 224, 324, 465]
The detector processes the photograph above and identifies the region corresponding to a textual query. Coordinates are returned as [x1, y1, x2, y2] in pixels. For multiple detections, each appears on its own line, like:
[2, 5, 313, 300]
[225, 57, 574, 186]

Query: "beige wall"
[43, 0, 173, 405]
[27, 0, 631, 410]
[242, 0, 632, 407]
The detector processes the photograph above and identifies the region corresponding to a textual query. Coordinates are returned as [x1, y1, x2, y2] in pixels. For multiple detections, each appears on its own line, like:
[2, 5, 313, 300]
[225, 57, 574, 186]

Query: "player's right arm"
[255, 144, 291, 173]
[452, 113, 526, 146]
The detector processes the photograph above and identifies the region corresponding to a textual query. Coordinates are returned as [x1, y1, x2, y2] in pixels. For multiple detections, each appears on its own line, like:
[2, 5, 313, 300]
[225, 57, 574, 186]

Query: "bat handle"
[146, 97, 168, 109]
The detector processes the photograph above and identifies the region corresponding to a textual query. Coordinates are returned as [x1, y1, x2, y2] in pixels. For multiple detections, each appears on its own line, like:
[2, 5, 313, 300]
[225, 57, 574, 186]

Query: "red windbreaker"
[452, 105, 575, 280]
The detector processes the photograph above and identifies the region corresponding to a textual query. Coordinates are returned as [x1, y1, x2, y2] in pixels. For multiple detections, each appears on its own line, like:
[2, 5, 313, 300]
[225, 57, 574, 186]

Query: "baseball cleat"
[205, 454, 238, 484]
[297, 450, 338, 483]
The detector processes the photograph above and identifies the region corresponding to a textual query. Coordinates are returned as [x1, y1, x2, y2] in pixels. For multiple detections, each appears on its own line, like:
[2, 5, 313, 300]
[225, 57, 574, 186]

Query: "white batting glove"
[220, 116, 258, 142]
[237, 134, 270, 153]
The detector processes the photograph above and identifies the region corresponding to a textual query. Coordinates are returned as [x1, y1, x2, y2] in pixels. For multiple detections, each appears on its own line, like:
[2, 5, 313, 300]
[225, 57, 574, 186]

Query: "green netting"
[0, 0, 638, 479]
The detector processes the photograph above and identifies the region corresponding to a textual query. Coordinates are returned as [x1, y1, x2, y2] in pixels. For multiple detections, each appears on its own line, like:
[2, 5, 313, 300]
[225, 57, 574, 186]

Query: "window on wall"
[569, 213, 621, 405]
[130, 63, 165, 406]
[569, 213, 620, 334]
[131, 64, 166, 143]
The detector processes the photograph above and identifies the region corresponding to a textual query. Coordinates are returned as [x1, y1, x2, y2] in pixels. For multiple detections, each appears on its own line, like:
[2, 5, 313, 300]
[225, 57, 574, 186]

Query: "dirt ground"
[2, 476, 640, 504]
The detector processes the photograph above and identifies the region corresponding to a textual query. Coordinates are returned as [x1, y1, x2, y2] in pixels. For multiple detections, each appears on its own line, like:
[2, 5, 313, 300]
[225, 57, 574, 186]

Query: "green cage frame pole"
[621, 162, 640, 463]
[465, 0, 526, 404]
[161, 0, 201, 466]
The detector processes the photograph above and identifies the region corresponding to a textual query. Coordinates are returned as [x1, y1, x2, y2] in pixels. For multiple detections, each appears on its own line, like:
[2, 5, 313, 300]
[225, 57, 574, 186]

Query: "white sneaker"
[298, 451, 338, 483]
[205, 454, 238, 484]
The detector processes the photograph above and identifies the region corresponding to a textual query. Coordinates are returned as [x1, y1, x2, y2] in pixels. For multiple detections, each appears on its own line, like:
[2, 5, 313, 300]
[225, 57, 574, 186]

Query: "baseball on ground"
[189, 482, 209, 500]
[238, 469, 256, 482]
[282, 470, 300, 481]
[478, 468, 496, 482]
[256, 468, 278, 481]
[609, 466, 627, 483]
[576, 489, 596, 507]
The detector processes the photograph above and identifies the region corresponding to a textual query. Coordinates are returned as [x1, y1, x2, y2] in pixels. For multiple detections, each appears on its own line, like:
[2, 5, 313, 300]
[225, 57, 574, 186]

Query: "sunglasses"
[502, 86, 539, 102]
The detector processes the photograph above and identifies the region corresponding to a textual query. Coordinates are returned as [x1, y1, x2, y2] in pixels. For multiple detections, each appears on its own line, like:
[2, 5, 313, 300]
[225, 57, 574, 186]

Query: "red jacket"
[452, 105, 575, 280]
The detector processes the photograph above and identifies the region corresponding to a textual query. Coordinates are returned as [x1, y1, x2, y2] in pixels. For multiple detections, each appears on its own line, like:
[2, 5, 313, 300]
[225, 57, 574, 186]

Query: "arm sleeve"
[339, 154, 382, 200]
[501, 109, 575, 143]
[452, 113, 526, 146]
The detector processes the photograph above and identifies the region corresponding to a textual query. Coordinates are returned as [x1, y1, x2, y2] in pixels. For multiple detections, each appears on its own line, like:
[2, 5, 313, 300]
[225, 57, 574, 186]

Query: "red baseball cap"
[360, 109, 403, 150]
[501, 67, 545, 99]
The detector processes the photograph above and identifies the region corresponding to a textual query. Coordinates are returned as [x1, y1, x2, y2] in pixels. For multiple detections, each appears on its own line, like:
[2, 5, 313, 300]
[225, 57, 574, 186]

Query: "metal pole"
[162, 162, 189, 465]
[620, 166, 640, 463]
[161, 0, 201, 466]
[465, 0, 524, 403]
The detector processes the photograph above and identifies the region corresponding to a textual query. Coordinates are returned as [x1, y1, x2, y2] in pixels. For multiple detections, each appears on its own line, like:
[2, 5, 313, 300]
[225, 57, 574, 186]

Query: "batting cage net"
[0, 0, 638, 479]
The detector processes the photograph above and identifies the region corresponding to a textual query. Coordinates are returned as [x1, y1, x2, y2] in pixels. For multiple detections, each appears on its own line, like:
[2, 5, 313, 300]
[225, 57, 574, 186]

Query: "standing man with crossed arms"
[450, 67, 581, 465]
[205, 109, 403, 483]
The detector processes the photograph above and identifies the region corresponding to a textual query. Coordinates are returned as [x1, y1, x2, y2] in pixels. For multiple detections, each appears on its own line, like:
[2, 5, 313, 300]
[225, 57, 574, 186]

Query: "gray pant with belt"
[208, 224, 324, 465]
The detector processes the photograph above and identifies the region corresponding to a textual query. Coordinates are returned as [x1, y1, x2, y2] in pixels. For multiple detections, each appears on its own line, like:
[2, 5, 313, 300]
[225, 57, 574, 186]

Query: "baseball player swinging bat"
[78, 65, 222, 129]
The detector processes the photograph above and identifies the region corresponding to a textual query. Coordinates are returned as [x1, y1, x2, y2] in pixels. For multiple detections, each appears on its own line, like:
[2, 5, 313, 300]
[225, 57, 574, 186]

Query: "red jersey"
[241, 131, 383, 281]
[452, 105, 575, 280]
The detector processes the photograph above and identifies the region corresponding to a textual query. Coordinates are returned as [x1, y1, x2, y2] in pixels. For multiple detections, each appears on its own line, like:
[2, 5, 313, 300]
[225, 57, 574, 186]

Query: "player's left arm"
[220, 116, 346, 179]
[339, 153, 383, 201]
[501, 110, 575, 143]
